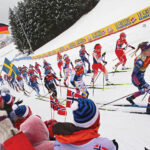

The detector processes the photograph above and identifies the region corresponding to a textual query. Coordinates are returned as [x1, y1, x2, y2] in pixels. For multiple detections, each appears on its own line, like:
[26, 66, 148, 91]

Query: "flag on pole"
[50, 96, 67, 116]
[2, 58, 19, 78]
[66, 90, 82, 108]
[50, 96, 58, 111]
[57, 103, 67, 116]
[57, 108, 67, 116]
[0, 24, 9, 34]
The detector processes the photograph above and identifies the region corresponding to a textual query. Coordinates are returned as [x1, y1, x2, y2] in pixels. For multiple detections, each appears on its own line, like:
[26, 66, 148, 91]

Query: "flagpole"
[14, 7, 33, 54]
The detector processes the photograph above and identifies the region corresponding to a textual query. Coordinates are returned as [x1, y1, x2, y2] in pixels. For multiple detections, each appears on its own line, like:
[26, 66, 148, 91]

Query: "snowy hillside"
[0, 0, 150, 149]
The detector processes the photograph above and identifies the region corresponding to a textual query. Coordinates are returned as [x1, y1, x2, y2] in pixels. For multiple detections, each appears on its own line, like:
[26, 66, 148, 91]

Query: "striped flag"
[50, 95, 67, 116]
[50, 96, 58, 111]
[66, 90, 82, 108]
[0, 24, 9, 34]
[57, 103, 67, 116]
[2, 58, 19, 79]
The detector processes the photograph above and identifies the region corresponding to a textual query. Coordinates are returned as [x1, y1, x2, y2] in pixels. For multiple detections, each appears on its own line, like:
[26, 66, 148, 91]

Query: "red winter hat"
[94, 44, 101, 50]
[120, 32, 126, 38]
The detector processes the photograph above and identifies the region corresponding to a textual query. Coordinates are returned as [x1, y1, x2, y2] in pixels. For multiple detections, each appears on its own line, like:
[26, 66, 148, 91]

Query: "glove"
[147, 90, 150, 94]
[55, 82, 59, 86]
[143, 83, 150, 88]
[145, 85, 150, 94]
[58, 79, 61, 82]
[103, 60, 107, 65]
[130, 45, 135, 49]
[139, 83, 150, 93]
[14, 99, 23, 105]
[0, 110, 19, 143]
[102, 52, 106, 57]
[44, 119, 57, 140]
[112, 139, 119, 150]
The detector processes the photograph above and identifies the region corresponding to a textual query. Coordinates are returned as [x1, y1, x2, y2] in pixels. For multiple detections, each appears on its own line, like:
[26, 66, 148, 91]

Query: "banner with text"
[32, 6, 150, 59]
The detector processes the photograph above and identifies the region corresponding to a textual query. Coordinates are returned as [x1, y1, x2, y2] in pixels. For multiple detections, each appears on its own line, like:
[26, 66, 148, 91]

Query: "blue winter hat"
[71, 98, 99, 128]
[15, 105, 29, 118]
[140, 42, 150, 51]
[1, 93, 13, 105]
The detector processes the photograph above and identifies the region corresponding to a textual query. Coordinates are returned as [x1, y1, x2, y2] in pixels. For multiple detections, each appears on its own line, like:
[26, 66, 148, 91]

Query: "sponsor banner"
[32, 6, 150, 60]
[11, 56, 32, 62]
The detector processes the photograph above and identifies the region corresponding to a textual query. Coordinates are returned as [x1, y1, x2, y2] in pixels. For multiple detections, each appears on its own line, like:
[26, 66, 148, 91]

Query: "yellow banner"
[32, 6, 150, 59]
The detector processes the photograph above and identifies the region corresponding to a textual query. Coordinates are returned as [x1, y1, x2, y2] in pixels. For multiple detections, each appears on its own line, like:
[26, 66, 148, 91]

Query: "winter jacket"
[20, 115, 54, 150]
[54, 137, 116, 150]
[53, 122, 116, 150]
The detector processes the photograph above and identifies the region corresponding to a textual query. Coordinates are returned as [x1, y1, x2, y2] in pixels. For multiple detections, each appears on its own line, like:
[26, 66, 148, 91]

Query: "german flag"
[0, 23, 10, 34]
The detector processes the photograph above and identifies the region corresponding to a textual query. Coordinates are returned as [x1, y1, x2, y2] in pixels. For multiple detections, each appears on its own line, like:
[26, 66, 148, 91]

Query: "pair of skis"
[98, 104, 150, 115]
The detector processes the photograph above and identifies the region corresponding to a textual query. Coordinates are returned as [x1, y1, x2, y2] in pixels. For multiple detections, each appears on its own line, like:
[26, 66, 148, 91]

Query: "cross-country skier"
[63, 54, 74, 86]
[91, 43, 110, 85]
[16, 74, 25, 91]
[70, 59, 89, 98]
[126, 42, 150, 114]
[28, 74, 40, 96]
[57, 52, 63, 78]
[114, 32, 135, 70]
[44, 71, 61, 98]
[43, 59, 51, 69]
[79, 44, 91, 73]
[21, 65, 28, 82]
[4, 74, 8, 83]
[10, 77, 20, 92]
[35, 62, 42, 79]
[28, 64, 37, 76]
[43, 59, 56, 75]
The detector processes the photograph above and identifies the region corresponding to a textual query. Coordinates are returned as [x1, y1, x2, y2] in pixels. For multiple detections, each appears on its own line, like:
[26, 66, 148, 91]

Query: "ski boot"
[64, 81, 67, 87]
[106, 80, 112, 85]
[87, 69, 91, 73]
[91, 78, 94, 84]
[60, 72, 63, 78]
[113, 65, 118, 71]
[126, 96, 136, 106]
[122, 65, 128, 70]
[146, 103, 150, 114]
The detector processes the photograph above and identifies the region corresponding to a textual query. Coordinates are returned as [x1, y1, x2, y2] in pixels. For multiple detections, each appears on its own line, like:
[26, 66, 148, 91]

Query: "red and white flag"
[66, 90, 82, 108]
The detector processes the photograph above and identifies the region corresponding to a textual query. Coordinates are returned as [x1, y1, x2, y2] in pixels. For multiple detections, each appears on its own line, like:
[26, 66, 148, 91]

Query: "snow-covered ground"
[0, 0, 150, 149]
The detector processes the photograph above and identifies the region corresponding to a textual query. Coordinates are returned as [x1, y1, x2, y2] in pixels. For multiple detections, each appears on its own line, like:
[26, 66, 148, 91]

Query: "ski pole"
[113, 49, 133, 61]
[28, 89, 34, 96]
[92, 79, 94, 96]
[92, 71, 101, 96]
[43, 92, 50, 97]
[103, 56, 106, 91]
[40, 78, 46, 93]
[100, 91, 138, 107]
[59, 81, 62, 96]
[141, 93, 148, 101]
[94, 71, 101, 83]
[58, 85, 76, 90]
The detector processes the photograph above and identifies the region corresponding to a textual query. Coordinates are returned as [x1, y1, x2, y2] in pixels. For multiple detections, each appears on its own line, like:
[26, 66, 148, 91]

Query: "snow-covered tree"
[9, 0, 100, 53]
